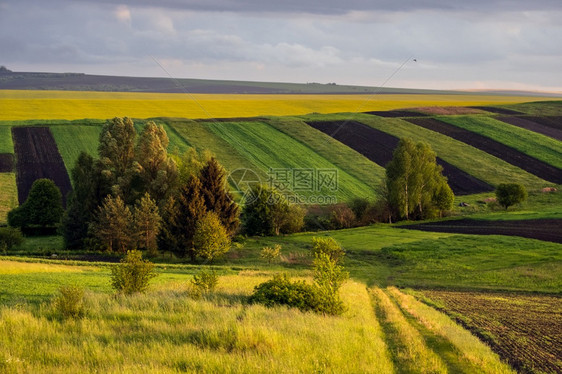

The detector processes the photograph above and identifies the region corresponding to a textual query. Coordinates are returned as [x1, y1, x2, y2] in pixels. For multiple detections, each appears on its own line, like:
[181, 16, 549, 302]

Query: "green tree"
[90, 195, 135, 253]
[111, 250, 157, 294]
[159, 176, 207, 260]
[98, 117, 137, 199]
[385, 138, 453, 220]
[61, 152, 100, 249]
[312, 252, 348, 315]
[133, 121, 177, 202]
[496, 183, 527, 210]
[134, 192, 161, 256]
[199, 157, 240, 236]
[8, 179, 63, 228]
[193, 211, 231, 261]
[242, 184, 305, 236]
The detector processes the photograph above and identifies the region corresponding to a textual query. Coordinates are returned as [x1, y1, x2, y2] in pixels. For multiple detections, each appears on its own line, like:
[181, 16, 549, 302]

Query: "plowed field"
[306, 120, 493, 195]
[12, 127, 72, 206]
[406, 118, 562, 184]
[497, 116, 562, 141]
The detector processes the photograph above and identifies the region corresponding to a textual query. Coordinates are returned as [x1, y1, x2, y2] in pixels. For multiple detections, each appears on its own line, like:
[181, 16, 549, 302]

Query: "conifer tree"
[90, 195, 135, 253]
[134, 192, 162, 256]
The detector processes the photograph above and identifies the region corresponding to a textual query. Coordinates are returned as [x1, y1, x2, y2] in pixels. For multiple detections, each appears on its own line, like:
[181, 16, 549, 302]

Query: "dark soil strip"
[12, 127, 72, 206]
[497, 116, 562, 141]
[518, 116, 562, 131]
[401, 218, 562, 244]
[406, 118, 562, 184]
[364, 110, 428, 118]
[469, 106, 523, 115]
[0, 153, 14, 172]
[306, 120, 494, 195]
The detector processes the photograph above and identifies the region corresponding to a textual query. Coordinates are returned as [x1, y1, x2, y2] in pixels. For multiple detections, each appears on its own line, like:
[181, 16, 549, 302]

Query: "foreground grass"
[0, 173, 18, 223]
[0, 273, 394, 373]
[0, 90, 553, 121]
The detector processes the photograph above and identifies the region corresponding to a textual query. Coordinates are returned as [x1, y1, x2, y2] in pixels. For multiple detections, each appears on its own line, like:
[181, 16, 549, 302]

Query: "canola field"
[0, 90, 554, 121]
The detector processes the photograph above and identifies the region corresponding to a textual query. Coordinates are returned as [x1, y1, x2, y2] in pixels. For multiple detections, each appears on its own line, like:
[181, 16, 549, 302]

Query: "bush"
[111, 250, 158, 294]
[249, 274, 323, 312]
[312, 252, 348, 316]
[191, 269, 219, 294]
[54, 285, 85, 319]
[193, 211, 231, 261]
[496, 183, 527, 210]
[0, 227, 23, 250]
[329, 204, 356, 229]
[260, 244, 281, 264]
[311, 236, 345, 264]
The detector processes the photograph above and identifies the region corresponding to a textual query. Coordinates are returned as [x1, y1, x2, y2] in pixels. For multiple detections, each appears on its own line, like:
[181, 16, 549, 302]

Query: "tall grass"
[0, 275, 394, 373]
[371, 287, 447, 373]
[388, 287, 515, 374]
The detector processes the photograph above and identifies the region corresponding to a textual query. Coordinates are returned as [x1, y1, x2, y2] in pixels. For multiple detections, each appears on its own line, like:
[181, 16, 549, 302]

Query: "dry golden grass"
[0, 90, 554, 121]
[0, 260, 96, 274]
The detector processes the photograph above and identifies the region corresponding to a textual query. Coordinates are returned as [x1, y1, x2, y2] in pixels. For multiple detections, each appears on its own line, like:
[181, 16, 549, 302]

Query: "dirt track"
[406, 117, 562, 184]
[0, 154, 14, 172]
[401, 218, 562, 243]
[306, 120, 494, 195]
[12, 127, 72, 206]
[497, 116, 562, 141]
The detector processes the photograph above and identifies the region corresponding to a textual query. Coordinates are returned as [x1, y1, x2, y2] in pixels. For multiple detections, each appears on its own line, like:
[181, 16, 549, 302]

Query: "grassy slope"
[50, 125, 102, 175]
[346, 113, 547, 189]
[0, 173, 18, 223]
[440, 115, 562, 169]
[233, 225, 562, 293]
[0, 89, 555, 121]
[204, 121, 374, 201]
[266, 116, 385, 192]
[504, 100, 562, 115]
[0, 126, 13, 153]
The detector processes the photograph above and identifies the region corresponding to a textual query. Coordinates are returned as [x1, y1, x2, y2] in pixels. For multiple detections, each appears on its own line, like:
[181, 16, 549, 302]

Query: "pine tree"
[61, 152, 98, 249]
[199, 157, 240, 235]
[90, 195, 135, 253]
[134, 192, 162, 256]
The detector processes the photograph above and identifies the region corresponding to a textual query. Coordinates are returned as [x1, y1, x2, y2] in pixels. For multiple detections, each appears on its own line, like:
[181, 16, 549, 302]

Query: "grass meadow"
[0, 257, 518, 373]
[0, 126, 13, 153]
[0, 90, 555, 121]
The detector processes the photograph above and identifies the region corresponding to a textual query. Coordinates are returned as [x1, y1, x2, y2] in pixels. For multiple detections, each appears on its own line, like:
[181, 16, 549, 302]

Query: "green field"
[50, 125, 103, 175]
[440, 115, 562, 169]
[0, 126, 13, 153]
[504, 100, 562, 115]
[349, 113, 549, 189]
[0, 173, 18, 222]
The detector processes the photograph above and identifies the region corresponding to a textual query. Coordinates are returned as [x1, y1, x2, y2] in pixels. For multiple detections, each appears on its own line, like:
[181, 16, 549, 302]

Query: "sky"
[1, 0, 561, 92]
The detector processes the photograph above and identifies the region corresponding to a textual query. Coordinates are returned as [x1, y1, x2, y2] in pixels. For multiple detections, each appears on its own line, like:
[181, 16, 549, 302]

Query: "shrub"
[0, 227, 23, 250]
[191, 269, 219, 294]
[312, 252, 348, 316]
[8, 179, 63, 229]
[193, 211, 231, 261]
[496, 183, 527, 210]
[54, 285, 85, 319]
[111, 250, 158, 294]
[260, 244, 281, 264]
[311, 236, 345, 264]
[249, 274, 322, 312]
[329, 204, 356, 229]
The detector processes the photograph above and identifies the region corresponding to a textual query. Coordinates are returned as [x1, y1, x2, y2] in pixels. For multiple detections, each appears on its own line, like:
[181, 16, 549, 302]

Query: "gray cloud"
[1, 0, 561, 91]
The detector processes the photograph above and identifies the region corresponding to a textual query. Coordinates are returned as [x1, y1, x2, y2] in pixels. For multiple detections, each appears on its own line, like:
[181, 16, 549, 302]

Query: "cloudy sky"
[1, 0, 561, 92]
